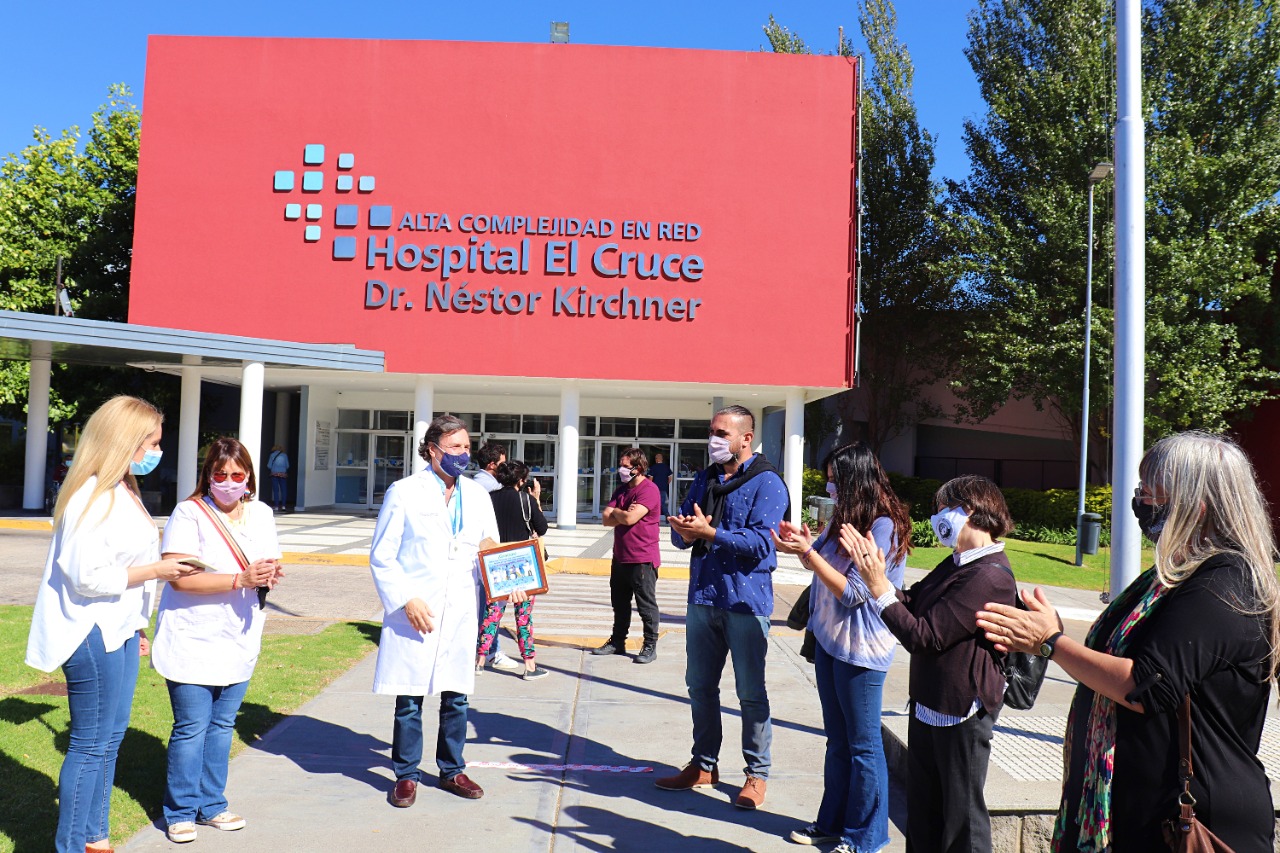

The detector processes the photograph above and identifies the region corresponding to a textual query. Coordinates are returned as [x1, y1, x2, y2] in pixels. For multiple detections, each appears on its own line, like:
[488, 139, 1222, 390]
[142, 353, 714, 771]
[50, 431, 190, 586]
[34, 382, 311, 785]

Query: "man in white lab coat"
[369, 414, 499, 806]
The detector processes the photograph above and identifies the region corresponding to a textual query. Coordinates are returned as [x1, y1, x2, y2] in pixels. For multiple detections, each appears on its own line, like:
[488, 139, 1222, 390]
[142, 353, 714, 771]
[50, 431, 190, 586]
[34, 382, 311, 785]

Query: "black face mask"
[1131, 495, 1170, 542]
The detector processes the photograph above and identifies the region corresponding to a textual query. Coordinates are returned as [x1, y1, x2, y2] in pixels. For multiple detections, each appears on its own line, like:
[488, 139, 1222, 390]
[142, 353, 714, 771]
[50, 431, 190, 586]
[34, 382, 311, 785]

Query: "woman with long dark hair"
[773, 442, 911, 853]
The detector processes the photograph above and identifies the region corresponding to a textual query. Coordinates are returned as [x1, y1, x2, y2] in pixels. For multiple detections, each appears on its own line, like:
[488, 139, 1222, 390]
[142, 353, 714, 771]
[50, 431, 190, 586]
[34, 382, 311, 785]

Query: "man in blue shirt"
[655, 405, 788, 811]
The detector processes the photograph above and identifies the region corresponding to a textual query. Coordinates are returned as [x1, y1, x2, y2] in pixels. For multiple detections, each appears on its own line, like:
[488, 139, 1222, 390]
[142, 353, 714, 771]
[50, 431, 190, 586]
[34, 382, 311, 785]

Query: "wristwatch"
[1039, 631, 1064, 659]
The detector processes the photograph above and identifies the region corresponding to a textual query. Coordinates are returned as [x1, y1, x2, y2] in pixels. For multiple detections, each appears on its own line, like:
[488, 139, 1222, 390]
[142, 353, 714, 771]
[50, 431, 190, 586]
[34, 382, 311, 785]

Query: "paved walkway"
[4, 512, 1277, 851]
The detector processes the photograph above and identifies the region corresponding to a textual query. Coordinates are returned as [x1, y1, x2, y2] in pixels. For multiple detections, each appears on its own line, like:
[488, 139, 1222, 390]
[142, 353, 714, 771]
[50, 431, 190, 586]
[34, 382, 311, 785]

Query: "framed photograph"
[478, 538, 549, 603]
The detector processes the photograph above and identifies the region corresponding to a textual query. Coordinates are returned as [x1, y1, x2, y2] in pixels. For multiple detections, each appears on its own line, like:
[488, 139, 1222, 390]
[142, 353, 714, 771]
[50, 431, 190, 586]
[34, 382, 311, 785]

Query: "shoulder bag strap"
[520, 491, 535, 536]
[188, 497, 252, 572]
[1177, 693, 1195, 786]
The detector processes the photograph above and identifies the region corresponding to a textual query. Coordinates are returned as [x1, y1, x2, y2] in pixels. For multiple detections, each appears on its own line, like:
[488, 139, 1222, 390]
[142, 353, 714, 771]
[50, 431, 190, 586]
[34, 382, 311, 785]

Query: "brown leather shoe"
[439, 772, 484, 799]
[654, 763, 719, 790]
[734, 775, 767, 809]
[390, 778, 417, 808]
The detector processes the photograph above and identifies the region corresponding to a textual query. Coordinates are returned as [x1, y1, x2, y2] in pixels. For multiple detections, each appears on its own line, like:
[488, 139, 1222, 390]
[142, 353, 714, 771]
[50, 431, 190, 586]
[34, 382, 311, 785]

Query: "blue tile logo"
[272, 144, 381, 257]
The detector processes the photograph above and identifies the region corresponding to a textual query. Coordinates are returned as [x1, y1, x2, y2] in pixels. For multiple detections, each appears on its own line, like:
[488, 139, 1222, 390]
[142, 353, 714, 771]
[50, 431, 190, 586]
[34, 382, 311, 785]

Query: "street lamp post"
[1075, 161, 1113, 567]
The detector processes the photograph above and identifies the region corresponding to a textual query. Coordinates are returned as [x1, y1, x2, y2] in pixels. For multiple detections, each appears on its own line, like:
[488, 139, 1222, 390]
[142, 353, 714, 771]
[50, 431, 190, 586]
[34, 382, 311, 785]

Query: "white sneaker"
[490, 652, 521, 671]
[166, 822, 197, 843]
[197, 811, 246, 831]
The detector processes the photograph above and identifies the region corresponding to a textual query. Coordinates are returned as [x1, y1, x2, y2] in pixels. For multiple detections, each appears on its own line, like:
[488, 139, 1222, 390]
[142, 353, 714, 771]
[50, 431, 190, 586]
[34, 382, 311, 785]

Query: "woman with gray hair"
[978, 431, 1280, 851]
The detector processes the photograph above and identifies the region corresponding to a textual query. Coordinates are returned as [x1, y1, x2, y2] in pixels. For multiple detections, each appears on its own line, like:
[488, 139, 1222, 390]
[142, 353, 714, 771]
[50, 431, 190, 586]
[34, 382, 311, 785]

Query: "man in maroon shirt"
[594, 447, 662, 664]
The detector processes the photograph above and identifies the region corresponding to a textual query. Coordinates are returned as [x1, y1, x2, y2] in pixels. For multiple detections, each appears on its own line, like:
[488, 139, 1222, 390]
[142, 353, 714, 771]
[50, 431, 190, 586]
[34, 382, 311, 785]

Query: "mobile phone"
[178, 557, 218, 572]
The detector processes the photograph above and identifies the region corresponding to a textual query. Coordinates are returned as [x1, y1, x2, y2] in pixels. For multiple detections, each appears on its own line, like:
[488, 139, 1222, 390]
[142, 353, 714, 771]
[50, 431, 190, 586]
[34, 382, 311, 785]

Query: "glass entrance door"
[371, 433, 408, 506]
[335, 432, 410, 508]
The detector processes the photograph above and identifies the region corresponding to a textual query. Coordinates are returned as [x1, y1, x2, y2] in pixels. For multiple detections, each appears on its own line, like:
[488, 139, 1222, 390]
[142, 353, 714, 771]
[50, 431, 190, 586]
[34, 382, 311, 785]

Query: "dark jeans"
[391, 692, 468, 782]
[58, 627, 139, 853]
[608, 560, 659, 645]
[905, 708, 995, 853]
[814, 644, 889, 852]
[270, 476, 287, 506]
[685, 603, 772, 778]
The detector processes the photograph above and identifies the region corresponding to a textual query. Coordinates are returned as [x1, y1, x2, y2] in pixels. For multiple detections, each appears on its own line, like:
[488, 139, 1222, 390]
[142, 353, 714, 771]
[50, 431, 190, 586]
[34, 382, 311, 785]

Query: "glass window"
[521, 415, 559, 435]
[336, 433, 368, 467]
[638, 418, 675, 438]
[337, 409, 368, 429]
[375, 410, 411, 430]
[678, 419, 710, 439]
[523, 441, 556, 475]
[579, 416, 597, 436]
[598, 417, 636, 437]
[678, 444, 706, 478]
[484, 414, 521, 434]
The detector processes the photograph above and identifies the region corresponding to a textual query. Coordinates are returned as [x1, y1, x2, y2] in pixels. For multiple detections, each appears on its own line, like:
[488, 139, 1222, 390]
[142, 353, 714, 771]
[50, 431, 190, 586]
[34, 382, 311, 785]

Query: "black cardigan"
[489, 486, 548, 544]
[880, 550, 1018, 716]
[1056, 553, 1273, 852]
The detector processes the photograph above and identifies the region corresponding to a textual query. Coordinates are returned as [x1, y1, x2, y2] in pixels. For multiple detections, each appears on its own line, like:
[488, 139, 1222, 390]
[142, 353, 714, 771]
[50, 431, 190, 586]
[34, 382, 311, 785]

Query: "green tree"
[766, 2, 960, 454]
[0, 85, 142, 422]
[950, 0, 1280, 445]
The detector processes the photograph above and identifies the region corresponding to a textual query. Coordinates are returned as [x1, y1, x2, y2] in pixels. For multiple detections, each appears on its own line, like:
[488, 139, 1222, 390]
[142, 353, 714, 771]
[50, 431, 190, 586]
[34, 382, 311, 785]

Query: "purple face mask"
[618, 466, 634, 483]
[211, 477, 249, 503]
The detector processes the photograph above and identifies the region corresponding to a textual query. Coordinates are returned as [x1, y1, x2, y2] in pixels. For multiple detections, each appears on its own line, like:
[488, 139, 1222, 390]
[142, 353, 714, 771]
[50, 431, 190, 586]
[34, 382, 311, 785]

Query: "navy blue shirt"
[672, 454, 788, 616]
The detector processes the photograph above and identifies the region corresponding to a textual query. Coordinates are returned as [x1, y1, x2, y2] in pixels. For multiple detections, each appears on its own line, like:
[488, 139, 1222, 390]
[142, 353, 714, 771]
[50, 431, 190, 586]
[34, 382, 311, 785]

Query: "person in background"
[471, 441, 520, 672]
[477, 459, 550, 681]
[649, 451, 673, 518]
[848, 475, 1018, 853]
[772, 442, 911, 853]
[472, 441, 506, 493]
[657, 405, 788, 811]
[596, 447, 663, 664]
[977, 432, 1279, 851]
[266, 444, 289, 512]
[26, 396, 198, 853]
[155, 437, 284, 844]
[370, 415, 499, 807]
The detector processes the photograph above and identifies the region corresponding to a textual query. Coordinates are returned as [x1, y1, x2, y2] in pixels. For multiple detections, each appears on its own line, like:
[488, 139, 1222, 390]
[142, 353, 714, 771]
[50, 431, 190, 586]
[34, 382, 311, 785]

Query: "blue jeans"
[391, 692, 468, 781]
[163, 679, 251, 825]
[814, 643, 889, 852]
[270, 476, 287, 506]
[685, 603, 772, 778]
[58, 627, 138, 853]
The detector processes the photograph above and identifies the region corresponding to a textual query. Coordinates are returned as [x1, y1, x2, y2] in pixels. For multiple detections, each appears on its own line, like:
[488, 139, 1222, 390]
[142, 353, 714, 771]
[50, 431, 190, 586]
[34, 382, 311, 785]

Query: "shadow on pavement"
[518, 804, 757, 851]
[248, 711, 391, 794]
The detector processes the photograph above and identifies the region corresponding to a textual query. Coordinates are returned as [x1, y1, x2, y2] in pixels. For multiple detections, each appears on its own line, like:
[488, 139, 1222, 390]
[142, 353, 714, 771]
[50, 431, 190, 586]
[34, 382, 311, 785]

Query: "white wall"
[301, 386, 338, 509]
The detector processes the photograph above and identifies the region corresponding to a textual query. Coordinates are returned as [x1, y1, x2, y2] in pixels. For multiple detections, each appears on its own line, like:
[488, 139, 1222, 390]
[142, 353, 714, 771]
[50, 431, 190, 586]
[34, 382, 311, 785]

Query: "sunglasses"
[211, 471, 248, 484]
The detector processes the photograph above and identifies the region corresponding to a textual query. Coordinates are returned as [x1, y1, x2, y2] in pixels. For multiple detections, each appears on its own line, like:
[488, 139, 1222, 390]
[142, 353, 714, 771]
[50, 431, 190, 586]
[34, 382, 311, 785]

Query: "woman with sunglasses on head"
[27, 396, 199, 853]
[977, 432, 1279, 851]
[772, 443, 911, 853]
[153, 437, 284, 844]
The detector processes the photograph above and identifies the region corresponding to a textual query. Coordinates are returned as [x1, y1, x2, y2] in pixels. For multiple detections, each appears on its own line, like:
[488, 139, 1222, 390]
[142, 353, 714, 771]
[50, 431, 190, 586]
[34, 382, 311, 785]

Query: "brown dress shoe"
[439, 772, 485, 799]
[654, 763, 720, 790]
[390, 778, 417, 808]
[734, 775, 767, 809]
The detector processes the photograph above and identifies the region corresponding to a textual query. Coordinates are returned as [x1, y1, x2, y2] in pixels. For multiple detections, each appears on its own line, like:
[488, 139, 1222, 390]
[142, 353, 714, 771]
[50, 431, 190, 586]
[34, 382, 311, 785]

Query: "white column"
[238, 361, 265, 481]
[556, 383, 580, 529]
[1111, 0, 1145, 593]
[413, 377, 434, 474]
[22, 343, 52, 511]
[784, 389, 805, 524]
[177, 363, 202, 501]
[274, 391, 290, 446]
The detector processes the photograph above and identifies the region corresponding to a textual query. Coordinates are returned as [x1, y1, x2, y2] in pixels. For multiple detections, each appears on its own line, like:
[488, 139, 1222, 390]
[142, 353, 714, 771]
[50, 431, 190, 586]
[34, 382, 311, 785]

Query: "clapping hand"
[668, 503, 715, 543]
[771, 520, 815, 557]
[840, 524, 892, 597]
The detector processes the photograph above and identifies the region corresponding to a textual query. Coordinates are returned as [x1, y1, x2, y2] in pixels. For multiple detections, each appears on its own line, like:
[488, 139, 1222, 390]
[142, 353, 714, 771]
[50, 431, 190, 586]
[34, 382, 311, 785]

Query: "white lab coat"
[369, 469, 498, 696]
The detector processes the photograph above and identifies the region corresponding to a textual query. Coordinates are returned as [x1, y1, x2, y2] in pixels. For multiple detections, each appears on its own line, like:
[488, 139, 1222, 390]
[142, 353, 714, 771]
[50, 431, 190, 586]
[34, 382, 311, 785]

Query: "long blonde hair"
[1140, 431, 1280, 676]
[53, 396, 163, 529]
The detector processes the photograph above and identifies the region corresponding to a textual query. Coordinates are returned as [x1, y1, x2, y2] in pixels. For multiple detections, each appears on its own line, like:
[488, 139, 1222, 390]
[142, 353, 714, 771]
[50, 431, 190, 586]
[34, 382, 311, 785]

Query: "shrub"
[912, 519, 939, 548]
[888, 473, 944, 522]
[801, 465, 826, 500]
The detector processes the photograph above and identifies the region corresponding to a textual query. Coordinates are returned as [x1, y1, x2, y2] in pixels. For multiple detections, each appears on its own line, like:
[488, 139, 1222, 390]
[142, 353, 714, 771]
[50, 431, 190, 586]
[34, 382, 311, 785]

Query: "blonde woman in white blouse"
[155, 437, 282, 844]
[26, 396, 198, 853]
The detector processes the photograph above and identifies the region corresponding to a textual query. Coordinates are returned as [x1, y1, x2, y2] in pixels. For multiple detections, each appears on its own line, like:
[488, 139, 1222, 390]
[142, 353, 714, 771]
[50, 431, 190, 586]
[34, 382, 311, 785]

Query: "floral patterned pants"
[476, 598, 535, 659]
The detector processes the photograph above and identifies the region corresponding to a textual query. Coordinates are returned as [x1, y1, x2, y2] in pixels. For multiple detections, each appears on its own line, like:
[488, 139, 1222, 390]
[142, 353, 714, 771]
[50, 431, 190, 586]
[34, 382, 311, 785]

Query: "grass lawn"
[905, 537, 1154, 591]
[0, 607, 378, 853]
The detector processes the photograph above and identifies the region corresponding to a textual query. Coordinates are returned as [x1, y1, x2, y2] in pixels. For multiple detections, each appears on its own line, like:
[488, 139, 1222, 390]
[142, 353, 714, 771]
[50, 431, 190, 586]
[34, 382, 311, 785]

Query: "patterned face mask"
[930, 506, 969, 549]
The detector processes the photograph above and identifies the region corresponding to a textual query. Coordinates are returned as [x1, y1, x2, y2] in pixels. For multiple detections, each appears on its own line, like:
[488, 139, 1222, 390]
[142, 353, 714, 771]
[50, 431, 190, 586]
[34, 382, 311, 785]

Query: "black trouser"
[608, 560, 659, 646]
[905, 708, 995, 853]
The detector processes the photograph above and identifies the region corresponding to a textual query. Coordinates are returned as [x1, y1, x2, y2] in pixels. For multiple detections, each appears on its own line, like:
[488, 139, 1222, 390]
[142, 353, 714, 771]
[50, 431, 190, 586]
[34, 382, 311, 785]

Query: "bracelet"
[800, 546, 814, 563]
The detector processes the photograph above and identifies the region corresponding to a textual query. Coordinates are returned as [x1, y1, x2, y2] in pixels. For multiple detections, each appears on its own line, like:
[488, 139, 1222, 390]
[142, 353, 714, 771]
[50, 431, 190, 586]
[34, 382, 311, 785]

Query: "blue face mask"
[434, 445, 470, 478]
[130, 449, 163, 476]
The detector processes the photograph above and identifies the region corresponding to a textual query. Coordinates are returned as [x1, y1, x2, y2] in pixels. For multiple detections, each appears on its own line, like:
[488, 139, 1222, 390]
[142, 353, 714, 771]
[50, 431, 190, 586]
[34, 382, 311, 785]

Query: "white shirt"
[26, 477, 159, 672]
[153, 498, 281, 686]
[369, 470, 499, 697]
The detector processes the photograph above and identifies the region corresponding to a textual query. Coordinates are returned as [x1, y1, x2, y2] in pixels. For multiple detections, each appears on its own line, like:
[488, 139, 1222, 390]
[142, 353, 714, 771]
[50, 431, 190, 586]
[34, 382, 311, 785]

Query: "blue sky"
[1, 0, 981, 183]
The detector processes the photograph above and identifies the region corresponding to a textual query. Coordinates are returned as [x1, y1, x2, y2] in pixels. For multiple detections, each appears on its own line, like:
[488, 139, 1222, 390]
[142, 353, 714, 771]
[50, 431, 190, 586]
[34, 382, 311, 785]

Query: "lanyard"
[426, 468, 464, 536]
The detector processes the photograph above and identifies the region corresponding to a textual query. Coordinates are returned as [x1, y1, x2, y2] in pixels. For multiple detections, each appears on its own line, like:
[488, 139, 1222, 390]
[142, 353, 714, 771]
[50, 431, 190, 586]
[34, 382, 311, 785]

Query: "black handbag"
[998, 569, 1048, 710]
[1161, 694, 1236, 852]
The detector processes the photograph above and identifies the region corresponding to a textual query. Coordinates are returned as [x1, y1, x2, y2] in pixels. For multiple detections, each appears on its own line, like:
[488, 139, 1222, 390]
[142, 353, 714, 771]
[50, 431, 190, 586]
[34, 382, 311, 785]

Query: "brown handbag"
[1161, 694, 1236, 852]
